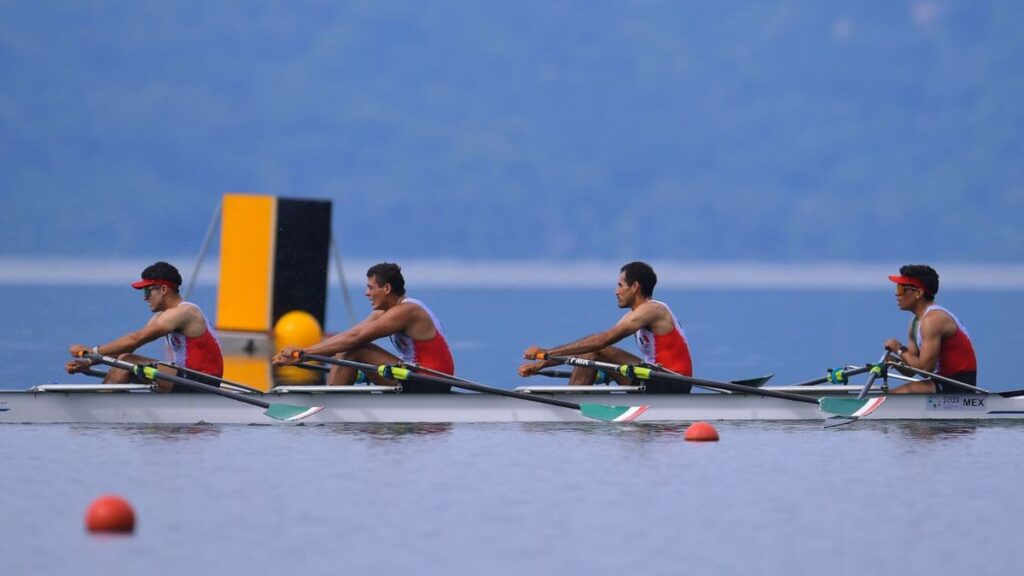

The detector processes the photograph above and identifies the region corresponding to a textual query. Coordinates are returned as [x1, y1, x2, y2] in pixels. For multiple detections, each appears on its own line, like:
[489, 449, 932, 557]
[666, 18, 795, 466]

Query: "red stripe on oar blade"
[852, 397, 886, 417]
[614, 405, 649, 422]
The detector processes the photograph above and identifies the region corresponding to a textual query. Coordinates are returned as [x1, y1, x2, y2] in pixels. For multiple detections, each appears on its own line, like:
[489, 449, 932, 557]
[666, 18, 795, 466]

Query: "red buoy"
[85, 495, 136, 533]
[684, 421, 720, 442]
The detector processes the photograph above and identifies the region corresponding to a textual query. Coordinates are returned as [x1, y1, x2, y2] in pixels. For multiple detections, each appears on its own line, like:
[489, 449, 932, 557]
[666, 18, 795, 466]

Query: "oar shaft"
[301, 354, 584, 410]
[856, 352, 892, 399]
[295, 362, 330, 373]
[793, 365, 874, 387]
[158, 362, 264, 394]
[884, 361, 988, 394]
[85, 353, 272, 410]
[540, 354, 820, 405]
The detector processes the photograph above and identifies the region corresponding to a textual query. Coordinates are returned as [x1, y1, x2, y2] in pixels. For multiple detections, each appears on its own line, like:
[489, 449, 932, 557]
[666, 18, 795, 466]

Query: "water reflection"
[322, 422, 453, 441]
[894, 421, 979, 441]
[71, 423, 222, 441]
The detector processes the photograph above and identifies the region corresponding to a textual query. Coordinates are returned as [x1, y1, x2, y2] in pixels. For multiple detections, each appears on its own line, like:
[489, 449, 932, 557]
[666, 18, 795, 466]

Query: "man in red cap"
[884, 264, 977, 393]
[65, 261, 224, 390]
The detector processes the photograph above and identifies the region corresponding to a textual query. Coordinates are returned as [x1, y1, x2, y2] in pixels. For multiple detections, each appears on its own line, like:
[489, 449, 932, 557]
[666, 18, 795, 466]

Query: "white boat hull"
[1, 388, 1023, 425]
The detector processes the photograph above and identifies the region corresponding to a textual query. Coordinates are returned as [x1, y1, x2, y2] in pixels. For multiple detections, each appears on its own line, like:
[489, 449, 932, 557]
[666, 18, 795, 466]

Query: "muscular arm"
[886, 314, 943, 377]
[70, 307, 187, 359]
[302, 307, 410, 357]
[901, 314, 944, 373]
[545, 304, 662, 357]
[518, 306, 658, 377]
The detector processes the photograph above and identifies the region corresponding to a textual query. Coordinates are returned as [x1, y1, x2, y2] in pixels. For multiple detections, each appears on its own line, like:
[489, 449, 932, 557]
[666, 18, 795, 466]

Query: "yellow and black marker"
[216, 193, 332, 334]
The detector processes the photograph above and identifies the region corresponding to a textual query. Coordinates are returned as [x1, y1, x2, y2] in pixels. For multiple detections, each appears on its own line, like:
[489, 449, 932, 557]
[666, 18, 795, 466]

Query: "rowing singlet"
[634, 300, 693, 376]
[165, 302, 224, 377]
[389, 298, 455, 375]
[914, 305, 977, 378]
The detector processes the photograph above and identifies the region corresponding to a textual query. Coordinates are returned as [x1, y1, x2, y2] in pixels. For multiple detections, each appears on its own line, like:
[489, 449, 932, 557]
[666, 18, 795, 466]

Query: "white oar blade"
[264, 404, 325, 422]
[580, 403, 649, 422]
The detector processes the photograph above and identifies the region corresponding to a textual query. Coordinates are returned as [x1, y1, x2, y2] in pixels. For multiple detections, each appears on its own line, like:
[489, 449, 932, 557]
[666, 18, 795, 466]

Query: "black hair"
[620, 261, 657, 297]
[141, 261, 182, 290]
[899, 264, 939, 300]
[367, 262, 406, 296]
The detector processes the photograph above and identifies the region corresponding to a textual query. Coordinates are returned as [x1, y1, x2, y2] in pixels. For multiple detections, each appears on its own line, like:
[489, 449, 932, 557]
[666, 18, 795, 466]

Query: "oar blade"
[264, 403, 325, 422]
[730, 374, 773, 388]
[580, 403, 649, 422]
[818, 396, 886, 418]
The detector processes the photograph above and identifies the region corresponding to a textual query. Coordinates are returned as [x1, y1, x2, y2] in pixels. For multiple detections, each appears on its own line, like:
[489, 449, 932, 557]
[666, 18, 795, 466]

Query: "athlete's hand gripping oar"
[79, 352, 324, 422]
[533, 353, 821, 405]
[298, 353, 649, 423]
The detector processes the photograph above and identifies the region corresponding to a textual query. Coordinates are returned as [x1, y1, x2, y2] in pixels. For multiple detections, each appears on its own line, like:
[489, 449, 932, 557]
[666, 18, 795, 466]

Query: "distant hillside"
[2, 1, 1022, 261]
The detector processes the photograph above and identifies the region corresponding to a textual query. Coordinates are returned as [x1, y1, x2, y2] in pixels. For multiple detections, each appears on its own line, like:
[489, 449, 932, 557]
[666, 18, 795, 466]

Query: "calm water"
[2, 286, 1022, 575]
[1, 422, 1022, 575]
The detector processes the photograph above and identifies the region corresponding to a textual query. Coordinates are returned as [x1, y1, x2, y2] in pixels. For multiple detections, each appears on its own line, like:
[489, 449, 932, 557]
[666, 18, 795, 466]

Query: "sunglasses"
[895, 284, 920, 296]
[143, 285, 164, 297]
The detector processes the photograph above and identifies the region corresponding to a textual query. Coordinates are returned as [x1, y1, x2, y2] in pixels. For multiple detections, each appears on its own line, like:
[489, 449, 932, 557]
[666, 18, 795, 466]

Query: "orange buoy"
[684, 421, 720, 442]
[85, 495, 136, 533]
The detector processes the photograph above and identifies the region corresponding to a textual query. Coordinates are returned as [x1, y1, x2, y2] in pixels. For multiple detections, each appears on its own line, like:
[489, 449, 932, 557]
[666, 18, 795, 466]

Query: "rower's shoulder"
[638, 299, 673, 316]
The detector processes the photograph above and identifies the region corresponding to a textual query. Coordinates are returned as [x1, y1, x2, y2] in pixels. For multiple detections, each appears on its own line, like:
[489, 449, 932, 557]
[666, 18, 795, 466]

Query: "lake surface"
[1, 286, 1022, 575]
[2, 421, 1021, 575]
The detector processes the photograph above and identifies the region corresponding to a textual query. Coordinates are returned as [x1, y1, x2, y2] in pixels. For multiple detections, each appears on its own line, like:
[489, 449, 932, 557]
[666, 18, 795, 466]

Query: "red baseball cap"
[887, 275, 926, 292]
[130, 279, 178, 290]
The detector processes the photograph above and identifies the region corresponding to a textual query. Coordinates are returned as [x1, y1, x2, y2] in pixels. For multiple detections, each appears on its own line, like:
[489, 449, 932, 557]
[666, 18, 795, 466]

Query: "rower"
[517, 261, 694, 393]
[272, 262, 455, 393]
[66, 261, 224, 392]
[884, 264, 978, 394]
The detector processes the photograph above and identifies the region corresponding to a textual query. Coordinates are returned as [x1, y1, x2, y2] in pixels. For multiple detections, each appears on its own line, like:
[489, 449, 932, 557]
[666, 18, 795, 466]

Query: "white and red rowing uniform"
[914, 304, 977, 380]
[165, 302, 224, 377]
[389, 298, 455, 375]
[634, 300, 693, 376]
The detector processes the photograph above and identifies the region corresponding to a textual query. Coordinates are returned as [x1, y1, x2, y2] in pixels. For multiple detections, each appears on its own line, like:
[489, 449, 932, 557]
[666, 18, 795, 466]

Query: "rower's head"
[366, 262, 406, 310]
[617, 261, 656, 308]
[131, 261, 182, 312]
[888, 264, 938, 309]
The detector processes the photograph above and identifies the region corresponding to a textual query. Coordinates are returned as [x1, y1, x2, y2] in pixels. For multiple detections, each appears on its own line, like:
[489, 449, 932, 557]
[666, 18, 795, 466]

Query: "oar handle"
[541, 354, 820, 405]
[81, 352, 272, 410]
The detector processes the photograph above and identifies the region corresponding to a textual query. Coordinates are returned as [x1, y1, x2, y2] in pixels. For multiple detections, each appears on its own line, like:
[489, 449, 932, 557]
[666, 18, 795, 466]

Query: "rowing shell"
[1, 385, 1023, 425]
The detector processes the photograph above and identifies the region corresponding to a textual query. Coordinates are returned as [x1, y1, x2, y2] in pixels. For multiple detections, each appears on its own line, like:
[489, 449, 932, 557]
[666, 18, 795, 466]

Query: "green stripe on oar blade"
[264, 404, 325, 422]
[579, 403, 649, 422]
[818, 397, 886, 418]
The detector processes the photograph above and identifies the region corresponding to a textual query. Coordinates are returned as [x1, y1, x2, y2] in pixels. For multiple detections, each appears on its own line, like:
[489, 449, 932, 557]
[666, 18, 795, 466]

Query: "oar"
[295, 362, 330, 373]
[79, 366, 111, 379]
[537, 368, 773, 388]
[81, 352, 323, 422]
[534, 354, 820, 405]
[817, 352, 893, 426]
[298, 353, 649, 423]
[792, 364, 875, 387]
[882, 361, 989, 394]
[157, 362, 264, 394]
[536, 368, 614, 384]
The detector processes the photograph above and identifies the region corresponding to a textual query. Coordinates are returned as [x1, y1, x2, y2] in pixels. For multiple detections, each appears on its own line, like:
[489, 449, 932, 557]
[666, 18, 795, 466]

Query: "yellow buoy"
[273, 310, 323, 350]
